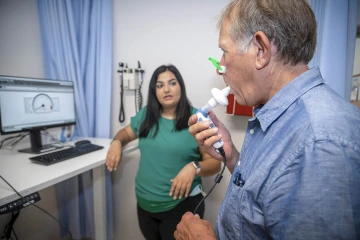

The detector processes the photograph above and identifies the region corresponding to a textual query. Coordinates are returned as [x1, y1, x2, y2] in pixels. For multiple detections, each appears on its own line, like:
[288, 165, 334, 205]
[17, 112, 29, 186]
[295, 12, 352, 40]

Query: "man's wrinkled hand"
[174, 212, 216, 240]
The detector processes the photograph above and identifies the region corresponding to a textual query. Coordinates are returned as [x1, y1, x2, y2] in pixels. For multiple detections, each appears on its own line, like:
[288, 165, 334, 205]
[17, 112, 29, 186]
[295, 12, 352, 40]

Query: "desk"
[0, 137, 138, 239]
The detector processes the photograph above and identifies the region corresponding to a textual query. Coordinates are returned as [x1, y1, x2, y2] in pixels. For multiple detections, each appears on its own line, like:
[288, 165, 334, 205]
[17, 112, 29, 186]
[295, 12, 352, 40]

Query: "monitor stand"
[18, 129, 63, 154]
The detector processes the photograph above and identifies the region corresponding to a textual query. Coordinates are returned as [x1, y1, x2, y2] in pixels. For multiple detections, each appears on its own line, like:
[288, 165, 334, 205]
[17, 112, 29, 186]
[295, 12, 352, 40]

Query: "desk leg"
[93, 165, 107, 240]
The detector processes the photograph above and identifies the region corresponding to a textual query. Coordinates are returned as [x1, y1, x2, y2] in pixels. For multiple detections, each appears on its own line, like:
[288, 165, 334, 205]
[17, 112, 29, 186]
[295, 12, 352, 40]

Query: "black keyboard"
[29, 143, 104, 165]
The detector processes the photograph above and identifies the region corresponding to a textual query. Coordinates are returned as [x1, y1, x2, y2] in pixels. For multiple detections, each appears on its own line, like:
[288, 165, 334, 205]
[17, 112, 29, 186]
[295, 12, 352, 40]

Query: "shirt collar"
[254, 67, 324, 132]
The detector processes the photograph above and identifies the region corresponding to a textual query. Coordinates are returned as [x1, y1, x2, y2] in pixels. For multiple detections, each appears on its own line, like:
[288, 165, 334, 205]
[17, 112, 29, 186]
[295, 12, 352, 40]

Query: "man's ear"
[252, 31, 271, 70]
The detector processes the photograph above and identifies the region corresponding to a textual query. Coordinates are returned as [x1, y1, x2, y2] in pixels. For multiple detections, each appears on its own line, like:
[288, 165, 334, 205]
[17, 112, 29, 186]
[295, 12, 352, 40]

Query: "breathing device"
[193, 57, 230, 215]
[196, 86, 230, 149]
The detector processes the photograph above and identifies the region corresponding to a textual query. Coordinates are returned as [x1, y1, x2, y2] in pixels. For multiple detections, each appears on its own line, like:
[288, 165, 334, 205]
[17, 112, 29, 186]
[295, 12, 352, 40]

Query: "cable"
[134, 89, 138, 112]
[134, 87, 143, 112]
[135, 61, 144, 113]
[0, 131, 72, 151]
[42, 131, 73, 148]
[138, 84, 143, 110]
[0, 133, 29, 150]
[119, 82, 125, 122]
[118, 62, 125, 122]
[0, 175, 73, 240]
[193, 147, 227, 215]
[11, 223, 18, 240]
[1, 211, 19, 240]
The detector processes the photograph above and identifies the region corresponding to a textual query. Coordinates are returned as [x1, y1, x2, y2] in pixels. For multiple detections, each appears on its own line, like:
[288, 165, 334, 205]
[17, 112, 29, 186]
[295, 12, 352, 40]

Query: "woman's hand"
[105, 140, 122, 172]
[106, 125, 137, 172]
[169, 163, 197, 200]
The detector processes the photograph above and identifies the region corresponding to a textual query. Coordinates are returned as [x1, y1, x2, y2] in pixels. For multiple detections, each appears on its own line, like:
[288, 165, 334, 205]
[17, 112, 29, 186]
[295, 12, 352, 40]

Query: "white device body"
[196, 110, 224, 149]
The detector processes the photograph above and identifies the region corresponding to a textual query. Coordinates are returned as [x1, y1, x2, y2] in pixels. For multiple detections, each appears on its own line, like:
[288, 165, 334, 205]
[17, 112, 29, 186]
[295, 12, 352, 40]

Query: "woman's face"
[155, 70, 181, 109]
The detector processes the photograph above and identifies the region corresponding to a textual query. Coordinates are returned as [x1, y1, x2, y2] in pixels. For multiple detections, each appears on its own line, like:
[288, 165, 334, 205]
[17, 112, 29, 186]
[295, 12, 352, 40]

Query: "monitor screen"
[0, 75, 76, 153]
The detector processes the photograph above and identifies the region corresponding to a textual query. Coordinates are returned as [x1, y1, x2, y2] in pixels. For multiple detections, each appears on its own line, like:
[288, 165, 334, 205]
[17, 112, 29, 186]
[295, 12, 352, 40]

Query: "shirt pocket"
[223, 170, 247, 239]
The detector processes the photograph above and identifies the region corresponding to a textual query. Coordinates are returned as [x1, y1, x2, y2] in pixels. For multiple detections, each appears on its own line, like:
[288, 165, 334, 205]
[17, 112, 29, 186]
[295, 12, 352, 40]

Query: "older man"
[174, 0, 360, 239]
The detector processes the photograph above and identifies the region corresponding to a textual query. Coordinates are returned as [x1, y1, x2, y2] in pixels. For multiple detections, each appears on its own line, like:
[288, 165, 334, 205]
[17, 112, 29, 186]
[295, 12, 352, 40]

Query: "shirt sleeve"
[263, 139, 360, 239]
[191, 106, 198, 114]
[130, 107, 146, 136]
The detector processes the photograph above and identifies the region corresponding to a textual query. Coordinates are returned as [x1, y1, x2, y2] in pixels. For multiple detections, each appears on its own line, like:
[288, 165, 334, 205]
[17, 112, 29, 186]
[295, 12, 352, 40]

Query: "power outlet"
[0, 192, 41, 215]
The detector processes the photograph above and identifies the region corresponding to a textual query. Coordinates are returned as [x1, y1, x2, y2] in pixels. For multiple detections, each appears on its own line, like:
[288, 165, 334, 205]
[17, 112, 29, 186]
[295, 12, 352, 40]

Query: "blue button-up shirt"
[216, 67, 360, 240]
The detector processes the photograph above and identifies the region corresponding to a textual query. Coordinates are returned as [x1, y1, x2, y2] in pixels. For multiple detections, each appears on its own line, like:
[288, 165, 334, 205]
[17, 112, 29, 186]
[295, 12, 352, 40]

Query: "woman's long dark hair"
[139, 65, 192, 138]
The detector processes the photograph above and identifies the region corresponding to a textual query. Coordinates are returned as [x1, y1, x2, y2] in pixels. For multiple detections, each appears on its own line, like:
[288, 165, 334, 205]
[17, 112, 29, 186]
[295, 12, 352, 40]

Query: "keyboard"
[29, 143, 104, 165]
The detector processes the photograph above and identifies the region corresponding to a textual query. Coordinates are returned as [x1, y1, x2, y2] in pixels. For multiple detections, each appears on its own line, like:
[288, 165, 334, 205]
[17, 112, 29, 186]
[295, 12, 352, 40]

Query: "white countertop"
[0, 137, 138, 206]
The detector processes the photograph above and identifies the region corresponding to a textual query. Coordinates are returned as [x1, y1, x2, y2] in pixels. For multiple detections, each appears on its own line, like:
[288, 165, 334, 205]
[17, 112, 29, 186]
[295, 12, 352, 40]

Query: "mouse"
[75, 140, 91, 147]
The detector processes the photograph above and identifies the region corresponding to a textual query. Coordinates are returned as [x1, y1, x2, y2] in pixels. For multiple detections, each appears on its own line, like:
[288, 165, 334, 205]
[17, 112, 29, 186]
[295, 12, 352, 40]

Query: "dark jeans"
[137, 194, 205, 240]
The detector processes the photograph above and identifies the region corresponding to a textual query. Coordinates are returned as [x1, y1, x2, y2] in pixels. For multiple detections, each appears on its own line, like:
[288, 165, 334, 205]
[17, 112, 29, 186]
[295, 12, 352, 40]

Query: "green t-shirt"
[130, 106, 202, 213]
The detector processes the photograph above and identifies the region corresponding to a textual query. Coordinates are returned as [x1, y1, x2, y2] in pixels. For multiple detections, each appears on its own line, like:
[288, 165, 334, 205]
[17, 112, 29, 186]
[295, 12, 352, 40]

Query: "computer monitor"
[0, 75, 76, 153]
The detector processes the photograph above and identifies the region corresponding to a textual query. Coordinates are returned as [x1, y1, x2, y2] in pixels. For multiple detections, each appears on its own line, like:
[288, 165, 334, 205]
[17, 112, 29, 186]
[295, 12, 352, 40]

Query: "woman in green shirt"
[106, 65, 221, 240]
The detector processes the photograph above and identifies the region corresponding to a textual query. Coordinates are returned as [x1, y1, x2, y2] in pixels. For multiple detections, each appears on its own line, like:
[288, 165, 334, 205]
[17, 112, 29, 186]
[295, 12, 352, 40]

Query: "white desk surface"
[0, 137, 138, 206]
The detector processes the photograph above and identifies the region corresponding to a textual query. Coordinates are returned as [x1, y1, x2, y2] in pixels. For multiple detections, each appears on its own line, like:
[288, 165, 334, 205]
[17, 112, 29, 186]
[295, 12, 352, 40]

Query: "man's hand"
[188, 111, 239, 169]
[105, 140, 122, 171]
[174, 212, 216, 240]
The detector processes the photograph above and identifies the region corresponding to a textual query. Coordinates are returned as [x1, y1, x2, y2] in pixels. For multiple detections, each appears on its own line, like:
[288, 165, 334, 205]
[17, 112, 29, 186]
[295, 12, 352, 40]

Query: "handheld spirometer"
[193, 58, 229, 215]
[196, 57, 230, 150]
[196, 86, 230, 149]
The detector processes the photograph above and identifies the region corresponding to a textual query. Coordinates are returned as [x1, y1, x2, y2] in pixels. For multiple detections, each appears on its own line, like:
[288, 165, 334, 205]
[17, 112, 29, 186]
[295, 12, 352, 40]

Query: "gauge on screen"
[32, 93, 53, 113]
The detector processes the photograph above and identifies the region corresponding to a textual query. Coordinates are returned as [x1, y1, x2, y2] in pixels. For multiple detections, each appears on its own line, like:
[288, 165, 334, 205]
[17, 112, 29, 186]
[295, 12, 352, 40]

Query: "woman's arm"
[196, 148, 221, 177]
[169, 147, 221, 200]
[105, 124, 137, 172]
